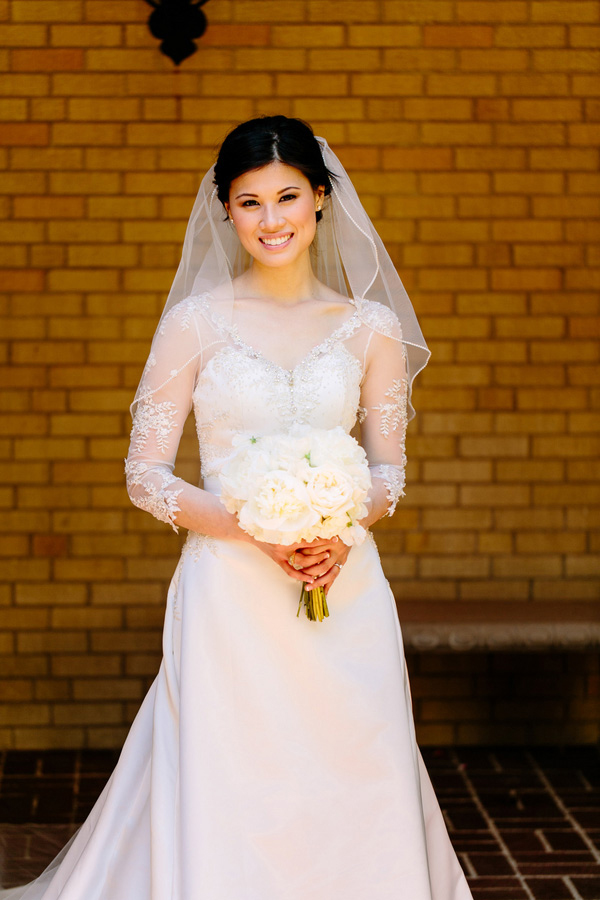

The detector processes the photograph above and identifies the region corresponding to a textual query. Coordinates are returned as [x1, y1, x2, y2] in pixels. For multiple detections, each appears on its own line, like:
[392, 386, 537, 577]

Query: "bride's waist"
[202, 475, 222, 496]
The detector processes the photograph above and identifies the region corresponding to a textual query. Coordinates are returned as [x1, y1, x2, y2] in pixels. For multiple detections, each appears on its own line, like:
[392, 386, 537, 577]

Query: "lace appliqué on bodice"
[125, 292, 409, 533]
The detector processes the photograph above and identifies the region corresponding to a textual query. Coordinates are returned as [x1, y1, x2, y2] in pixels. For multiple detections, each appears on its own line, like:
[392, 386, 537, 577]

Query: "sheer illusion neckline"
[195, 293, 362, 376]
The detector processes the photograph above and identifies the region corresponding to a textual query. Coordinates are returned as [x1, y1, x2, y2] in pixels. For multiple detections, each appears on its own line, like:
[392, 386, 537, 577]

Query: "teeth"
[260, 234, 291, 246]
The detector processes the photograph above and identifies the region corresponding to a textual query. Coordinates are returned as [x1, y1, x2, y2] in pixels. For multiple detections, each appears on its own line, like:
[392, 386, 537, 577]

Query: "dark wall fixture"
[145, 0, 210, 66]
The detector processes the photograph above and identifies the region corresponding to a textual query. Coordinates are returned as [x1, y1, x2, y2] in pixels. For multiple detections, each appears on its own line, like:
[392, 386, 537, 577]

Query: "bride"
[2, 116, 473, 900]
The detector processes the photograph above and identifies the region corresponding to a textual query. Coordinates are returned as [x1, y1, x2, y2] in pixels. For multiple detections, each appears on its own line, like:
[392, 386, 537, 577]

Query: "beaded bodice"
[125, 293, 408, 531]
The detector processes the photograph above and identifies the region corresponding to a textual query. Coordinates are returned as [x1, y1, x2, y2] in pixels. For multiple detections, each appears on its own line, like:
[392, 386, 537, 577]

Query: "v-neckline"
[196, 293, 362, 377]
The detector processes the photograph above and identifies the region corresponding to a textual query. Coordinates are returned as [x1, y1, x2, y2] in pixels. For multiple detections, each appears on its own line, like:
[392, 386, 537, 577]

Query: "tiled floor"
[0, 746, 598, 898]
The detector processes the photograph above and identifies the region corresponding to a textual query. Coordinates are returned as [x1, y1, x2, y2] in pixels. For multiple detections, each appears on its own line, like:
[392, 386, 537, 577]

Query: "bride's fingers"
[291, 550, 330, 567]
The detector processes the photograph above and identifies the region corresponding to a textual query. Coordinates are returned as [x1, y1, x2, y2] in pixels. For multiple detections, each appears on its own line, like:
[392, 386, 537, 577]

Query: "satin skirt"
[0, 535, 472, 900]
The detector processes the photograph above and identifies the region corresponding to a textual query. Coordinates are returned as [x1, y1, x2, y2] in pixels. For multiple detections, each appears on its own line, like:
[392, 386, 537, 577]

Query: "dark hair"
[214, 115, 335, 222]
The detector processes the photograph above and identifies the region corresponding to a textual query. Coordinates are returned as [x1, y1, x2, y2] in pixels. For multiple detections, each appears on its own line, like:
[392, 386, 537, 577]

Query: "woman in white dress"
[1, 116, 473, 900]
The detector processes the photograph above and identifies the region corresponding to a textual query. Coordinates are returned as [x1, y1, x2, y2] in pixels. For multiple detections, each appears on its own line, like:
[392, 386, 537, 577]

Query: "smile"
[259, 233, 293, 247]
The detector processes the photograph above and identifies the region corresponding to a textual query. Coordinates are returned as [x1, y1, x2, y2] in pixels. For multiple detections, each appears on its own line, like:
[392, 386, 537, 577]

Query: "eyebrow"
[234, 185, 302, 200]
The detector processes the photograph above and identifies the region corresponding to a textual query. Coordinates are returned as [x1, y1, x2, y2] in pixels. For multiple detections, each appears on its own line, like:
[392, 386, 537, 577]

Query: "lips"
[259, 233, 293, 247]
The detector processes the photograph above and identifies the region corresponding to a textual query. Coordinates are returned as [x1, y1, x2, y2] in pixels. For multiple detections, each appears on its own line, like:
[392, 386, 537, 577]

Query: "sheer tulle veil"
[131, 135, 430, 419]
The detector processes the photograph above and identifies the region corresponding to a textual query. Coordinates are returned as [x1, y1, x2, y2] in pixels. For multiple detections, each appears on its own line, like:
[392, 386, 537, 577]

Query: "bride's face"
[225, 161, 324, 268]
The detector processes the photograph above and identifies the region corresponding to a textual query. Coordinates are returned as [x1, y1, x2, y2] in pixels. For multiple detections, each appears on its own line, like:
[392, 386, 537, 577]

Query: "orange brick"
[494, 172, 563, 194]
[202, 73, 272, 96]
[11, 0, 80, 20]
[404, 98, 472, 120]
[492, 269, 562, 291]
[49, 172, 120, 195]
[351, 73, 422, 96]
[424, 25, 492, 46]
[53, 123, 123, 145]
[294, 97, 366, 120]
[12, 49, 83, 71]
[52, 73, 125, 96]
[570, 123, 600, 144]
[456, 2, 528, 22]
[88, 197, 157, 219]
[456, 342, 527, 363]
[0, 24, 46, 46]
[500, 73, 570, 95]
[434, 25, 494, 47]
[0, 123, 48, 145]
[202, 24, 270, 45]
[236, 48, 306, 70]
[67, 98, 140, 122]
[348, 24, 419, 46]
[514, 246, 582, 268]
[421, 123, 492, 144]
[460, 48, 528, 70]
[426, 74, 496, 97]
[570, 172, 600, 193]
[385, 49, 456, 70]
[575, 76, 600, 97]
[532, 148, 597, 169]
[51, 23, 121, 46]
[419, 269, 487, 291]
[531, 2, 600, 22]
[497, 123, 565, 145]
[513, 99, 582, 121]
[383, 148, 453, 171]
[0, 98, 27, 120]
[456, 148, 525, 169]
[0, 270, 44, 291]
[497, 25, 566, 47]
[535, 49, 600, 71]
[30, 98, 66, 121]
[571, 26, 600, 47]
[383, 2, 453, 23]
[497, 460, 564, 482]
[0, 74, 49, 96]
[420, 172, 489, 194]
[534, 196, 599, 217]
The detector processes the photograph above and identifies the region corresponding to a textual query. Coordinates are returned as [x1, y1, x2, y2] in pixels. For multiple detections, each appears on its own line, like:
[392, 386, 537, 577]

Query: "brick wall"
[1, 0, 599, 748]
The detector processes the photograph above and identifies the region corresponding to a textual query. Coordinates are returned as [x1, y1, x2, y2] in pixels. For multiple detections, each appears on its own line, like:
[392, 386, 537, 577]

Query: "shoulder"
[353, 298, 403, 340]
[157, 292, 227, 342]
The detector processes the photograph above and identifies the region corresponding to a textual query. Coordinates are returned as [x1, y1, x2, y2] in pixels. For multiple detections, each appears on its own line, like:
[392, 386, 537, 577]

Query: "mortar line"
[525, 751, 600, 865]
[452, 750, 536, 900]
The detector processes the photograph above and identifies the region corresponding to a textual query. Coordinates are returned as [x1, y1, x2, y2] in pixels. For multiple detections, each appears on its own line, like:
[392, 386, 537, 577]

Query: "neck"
[240, 254, 318, 304]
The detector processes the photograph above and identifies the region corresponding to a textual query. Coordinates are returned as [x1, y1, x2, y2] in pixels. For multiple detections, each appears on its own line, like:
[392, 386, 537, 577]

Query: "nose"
[260, 203, 284, 230]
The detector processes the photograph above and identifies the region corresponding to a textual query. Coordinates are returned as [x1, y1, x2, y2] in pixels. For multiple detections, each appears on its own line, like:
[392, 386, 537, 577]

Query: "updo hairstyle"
[214, 115, 336, 223]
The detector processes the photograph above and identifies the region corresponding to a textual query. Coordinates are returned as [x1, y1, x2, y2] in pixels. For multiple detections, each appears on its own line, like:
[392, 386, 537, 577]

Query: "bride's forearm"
[171, 481, 251, 542]
[360, 479, 393, 529]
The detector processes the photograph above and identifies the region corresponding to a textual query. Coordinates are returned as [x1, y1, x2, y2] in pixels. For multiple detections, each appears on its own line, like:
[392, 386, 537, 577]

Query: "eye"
[242, 199, 259, 207]
[280, 193, 297, 202]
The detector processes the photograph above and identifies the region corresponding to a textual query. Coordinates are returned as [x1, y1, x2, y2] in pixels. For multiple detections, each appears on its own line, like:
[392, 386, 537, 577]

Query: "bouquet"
[219, 426, 372, 621]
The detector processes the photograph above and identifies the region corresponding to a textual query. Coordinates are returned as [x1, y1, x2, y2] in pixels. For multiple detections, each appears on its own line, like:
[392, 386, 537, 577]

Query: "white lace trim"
[124, 459, 182, 532]
[370, 463, 405, 517]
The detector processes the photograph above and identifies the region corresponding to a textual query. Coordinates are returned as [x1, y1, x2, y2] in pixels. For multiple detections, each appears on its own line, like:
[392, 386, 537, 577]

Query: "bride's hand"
[292, 538, 351, 596]
[251, 537, 332, 586]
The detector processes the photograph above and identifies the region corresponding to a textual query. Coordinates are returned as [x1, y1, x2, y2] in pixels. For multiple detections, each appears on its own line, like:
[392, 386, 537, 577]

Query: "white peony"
[237, 470, 320, 544]
[219, 427, 372, 547]
[305, 465, 356, 517]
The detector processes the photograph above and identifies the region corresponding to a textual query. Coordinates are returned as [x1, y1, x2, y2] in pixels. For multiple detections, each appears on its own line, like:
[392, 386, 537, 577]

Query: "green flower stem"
[296, 583, 329, 622]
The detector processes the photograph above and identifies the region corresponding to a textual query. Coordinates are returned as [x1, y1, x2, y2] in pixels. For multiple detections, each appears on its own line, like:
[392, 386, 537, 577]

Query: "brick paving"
[0, 746, 598, 898]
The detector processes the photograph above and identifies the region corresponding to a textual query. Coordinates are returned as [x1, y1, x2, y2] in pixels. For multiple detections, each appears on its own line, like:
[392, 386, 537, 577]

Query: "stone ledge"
[402, 621, 600, 652]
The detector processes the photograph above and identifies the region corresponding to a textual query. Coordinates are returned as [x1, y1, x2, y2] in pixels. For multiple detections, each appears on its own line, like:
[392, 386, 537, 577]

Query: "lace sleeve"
[359, 318, 408, 517]
[125, 299, 203, 532]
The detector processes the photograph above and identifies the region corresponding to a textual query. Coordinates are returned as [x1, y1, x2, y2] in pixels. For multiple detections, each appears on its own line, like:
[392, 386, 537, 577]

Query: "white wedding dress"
[1, 294, 472, 900]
